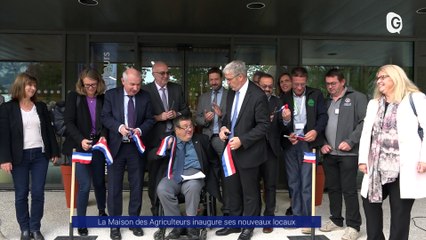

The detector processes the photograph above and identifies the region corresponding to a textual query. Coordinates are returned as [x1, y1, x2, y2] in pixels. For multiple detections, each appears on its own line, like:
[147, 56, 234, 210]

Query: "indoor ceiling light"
[416, 7, 426, 14]
[78, 0, 99, 6]
[246, 2, 266, 10]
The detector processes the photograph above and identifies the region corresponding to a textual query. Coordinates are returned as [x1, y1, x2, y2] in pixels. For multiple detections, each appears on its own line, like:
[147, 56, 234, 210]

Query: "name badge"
[295, 123, 305, 130]
[335, 109, 339, 115]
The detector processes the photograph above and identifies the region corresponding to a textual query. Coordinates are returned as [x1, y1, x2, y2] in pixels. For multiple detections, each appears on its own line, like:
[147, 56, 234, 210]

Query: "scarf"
[368, 97, 400, 203]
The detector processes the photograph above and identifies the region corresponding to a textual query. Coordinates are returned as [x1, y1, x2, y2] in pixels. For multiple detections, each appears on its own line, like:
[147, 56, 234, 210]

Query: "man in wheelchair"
[154, 116, 220, 239]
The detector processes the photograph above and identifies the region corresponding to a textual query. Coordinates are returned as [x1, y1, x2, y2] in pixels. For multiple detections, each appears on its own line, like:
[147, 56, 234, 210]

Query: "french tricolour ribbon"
[131, 133, 146, 155]
[92, 138, 113, 165]
[72, 152, 92, 164]
[221, 143, 236, 177]
[157, 135, 177, 180]
[303, 152, 316, 164]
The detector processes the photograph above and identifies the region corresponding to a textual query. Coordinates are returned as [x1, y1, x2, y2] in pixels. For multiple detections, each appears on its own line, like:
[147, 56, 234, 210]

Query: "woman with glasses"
[62, 68, 108, 236]
[358, 64, 426, 240]
[0, 73, 59, 240]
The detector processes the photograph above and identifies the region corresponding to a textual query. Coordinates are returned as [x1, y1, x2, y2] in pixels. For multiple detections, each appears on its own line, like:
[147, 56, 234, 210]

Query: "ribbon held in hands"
[283, 134, 305, 141]
[92, 138, 113, 165]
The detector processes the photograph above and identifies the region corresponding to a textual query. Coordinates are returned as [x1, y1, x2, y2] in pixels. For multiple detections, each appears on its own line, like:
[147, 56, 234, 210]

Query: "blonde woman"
[358, 64, 426, 240]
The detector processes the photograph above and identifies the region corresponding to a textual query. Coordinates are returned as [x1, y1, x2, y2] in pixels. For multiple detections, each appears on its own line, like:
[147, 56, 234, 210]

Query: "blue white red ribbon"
[303, 152, 316, 164]
[72, 152, 92, 164]
[221, 143, 236, 177]
[92, 138, 113, 165]
[157, 135, 177, 180]
[131, 133, 146, 155]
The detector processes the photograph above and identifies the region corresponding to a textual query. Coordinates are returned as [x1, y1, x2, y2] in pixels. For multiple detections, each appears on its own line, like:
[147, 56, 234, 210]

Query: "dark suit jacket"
[0, 100, 59, 165]
[101, 87, 155, 158]
[149, 133, 221, 201]
[145, 81, 190, 148]
[222, 81, 270, 168]
[280, 86, 328, 149]
[62, 91, 108, 155]
[195, 87, 228, 137]
[267, 95, 283, 158]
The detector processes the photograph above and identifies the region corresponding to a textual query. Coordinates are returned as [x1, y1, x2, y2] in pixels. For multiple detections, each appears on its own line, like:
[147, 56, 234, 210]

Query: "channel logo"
[386, 12, 403, 34]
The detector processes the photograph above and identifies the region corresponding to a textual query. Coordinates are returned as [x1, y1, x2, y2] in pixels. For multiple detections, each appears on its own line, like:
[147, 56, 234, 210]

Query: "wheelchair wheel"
[199, 228, 207, 240]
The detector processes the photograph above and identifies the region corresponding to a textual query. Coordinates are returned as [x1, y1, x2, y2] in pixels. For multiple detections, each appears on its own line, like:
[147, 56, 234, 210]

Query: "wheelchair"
[153, 188, 217, 240]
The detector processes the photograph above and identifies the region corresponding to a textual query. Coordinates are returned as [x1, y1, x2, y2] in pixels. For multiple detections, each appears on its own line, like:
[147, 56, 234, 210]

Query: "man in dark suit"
[280, 67, 328, 234]
[144, 61, 190, 214]
[195, 67, 229, 215]
[215, 60, 269, 240]
[155, 116, 220, 239]
[101, 67, 155, 240]
[258, 73, 283, 234]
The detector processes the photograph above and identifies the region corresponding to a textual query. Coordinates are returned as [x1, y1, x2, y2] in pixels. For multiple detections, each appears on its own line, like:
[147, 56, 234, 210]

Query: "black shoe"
[78, 228, 88, 236]
[31, 231, 45, 240]
[99, 209, 108, 216]
[110, 228, 121, 240]
[238, 228, 253, 240]
[166, 228, 183, 239]
[187, 228, 200, 239]
[285, 206, 293, 216]
[20, 230, 31, 240]
[215, 228, 241, 236]
[129, 228, 144, 237]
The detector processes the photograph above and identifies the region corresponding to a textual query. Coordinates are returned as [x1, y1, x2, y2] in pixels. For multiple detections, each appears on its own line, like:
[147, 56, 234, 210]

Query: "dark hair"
[173, 115, 192, 128]
[207, 67, 223, 78]
[253, 71, 265, 78]
[291, 67, 308, 78]
[277, 72, 291, 95]
[259, 73, 274, 81]
[325, 68, 345, 81]
[11, 72, 38, 102]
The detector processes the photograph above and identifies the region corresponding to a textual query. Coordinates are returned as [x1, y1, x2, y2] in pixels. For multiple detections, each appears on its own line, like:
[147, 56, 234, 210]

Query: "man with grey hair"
[216, 60, 269, 240]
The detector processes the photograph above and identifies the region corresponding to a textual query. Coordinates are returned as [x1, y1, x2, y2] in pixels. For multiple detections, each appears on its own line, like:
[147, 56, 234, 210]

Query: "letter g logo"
[386, 12, 403, 34]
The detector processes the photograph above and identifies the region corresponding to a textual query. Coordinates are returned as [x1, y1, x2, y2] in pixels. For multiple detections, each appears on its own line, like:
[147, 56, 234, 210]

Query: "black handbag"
[409, 93, 424, 141]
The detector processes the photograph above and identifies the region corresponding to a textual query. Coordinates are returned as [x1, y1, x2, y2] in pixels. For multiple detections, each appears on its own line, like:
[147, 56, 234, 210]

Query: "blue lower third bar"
[73, 216, 321, 228]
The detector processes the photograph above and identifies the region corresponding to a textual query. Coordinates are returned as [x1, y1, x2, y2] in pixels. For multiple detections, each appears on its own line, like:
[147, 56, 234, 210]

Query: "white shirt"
[230, 80, 249, 121]
[21, 105, 44, 151]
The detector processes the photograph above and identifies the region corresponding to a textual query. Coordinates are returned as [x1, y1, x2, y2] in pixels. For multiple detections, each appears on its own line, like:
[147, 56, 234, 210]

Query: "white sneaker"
[320, 220, 343, 232]
[341, 227, 359, 240]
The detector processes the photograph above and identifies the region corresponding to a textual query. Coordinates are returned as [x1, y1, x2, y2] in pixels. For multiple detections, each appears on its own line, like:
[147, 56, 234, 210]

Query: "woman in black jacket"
[62, 68, 108, 236]
[0, 73, 59, 240]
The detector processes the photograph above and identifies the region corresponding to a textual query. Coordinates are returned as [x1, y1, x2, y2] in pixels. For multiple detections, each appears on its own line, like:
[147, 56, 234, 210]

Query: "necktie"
[160, 87, 169, 111]
[173, 142, 186, 183]
[127, 96, 135, 128]
[230, 91, 240, 138]
[212, 90, 218, 104]
[160, 87, 173, 131]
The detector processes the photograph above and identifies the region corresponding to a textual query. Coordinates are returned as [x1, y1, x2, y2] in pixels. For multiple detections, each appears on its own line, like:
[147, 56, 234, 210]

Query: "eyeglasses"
[260, 84, 274, 90]
[154, 71, 171, 76]
[84, 83, 97, 89]
[375, 75, 389, 81]
[325, 82, 339, 87]
[176, 125, 193, 131]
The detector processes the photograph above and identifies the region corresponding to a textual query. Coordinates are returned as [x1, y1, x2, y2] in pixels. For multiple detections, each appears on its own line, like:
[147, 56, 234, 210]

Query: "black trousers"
[225, 166, 260, 217]
[259, 145, 278, 216]
[107, 143, 144, 216]
[362, 178, 415, 240]
[323, 155, 361, 230]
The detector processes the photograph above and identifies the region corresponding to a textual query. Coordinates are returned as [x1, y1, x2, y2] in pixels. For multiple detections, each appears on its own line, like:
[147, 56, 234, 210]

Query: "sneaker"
[301, 228, 311, 234]
[320, 220, 343, 232]
[341, 227, 359, 240]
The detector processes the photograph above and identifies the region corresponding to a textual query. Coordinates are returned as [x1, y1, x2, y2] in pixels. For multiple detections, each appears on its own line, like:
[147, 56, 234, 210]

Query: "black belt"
[211, 134, 219, 138]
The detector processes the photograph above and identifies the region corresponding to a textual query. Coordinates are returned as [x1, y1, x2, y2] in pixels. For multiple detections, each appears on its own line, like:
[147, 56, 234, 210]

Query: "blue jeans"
[75, 150, 106, 216]
[283, 141, 313, 216]
[12, 148, 49, 232]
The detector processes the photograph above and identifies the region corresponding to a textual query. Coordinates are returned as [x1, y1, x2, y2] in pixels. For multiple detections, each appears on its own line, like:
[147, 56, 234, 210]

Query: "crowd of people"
[1, 61, 426, 240]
